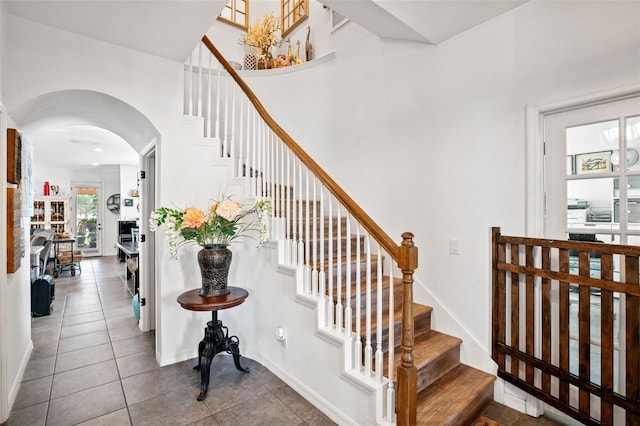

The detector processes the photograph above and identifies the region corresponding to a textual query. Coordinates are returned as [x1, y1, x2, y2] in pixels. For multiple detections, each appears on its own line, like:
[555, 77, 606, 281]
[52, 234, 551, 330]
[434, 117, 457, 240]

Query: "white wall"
[3, 16, 186, 419]
[33, 165, 121, 256]
[119, 165, 139, 221]
[215, 0, 640, 371]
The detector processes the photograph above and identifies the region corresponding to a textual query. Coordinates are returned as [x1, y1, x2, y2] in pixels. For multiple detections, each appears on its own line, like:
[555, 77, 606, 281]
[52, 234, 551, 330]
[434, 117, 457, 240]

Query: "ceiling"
[27, 125, 139, 169]
[4, 0, 226, 62]
[319, 0, 529, 44]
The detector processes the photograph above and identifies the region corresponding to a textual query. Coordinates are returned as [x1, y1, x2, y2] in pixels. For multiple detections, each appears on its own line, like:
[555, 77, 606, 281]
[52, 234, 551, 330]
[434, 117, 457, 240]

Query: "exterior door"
[73, 183, 103, 257]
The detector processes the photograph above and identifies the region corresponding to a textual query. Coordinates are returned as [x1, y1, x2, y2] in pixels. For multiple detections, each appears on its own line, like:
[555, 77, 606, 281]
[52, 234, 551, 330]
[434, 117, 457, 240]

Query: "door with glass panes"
[544, 95, 640, 410]
[74, 183, 103, 257]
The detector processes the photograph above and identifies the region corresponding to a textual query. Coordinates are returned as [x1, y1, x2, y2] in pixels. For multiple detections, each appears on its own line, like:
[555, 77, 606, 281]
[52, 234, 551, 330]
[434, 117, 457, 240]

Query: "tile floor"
[6, 257, 336, 426]
[6, 256, 568, 426]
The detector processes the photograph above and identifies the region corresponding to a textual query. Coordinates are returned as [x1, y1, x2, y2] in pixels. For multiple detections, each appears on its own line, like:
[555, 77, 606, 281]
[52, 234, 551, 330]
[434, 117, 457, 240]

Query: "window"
[218, 0, 249, 31]
[281, 0, 308, 37]
[545, 97, 640, 243]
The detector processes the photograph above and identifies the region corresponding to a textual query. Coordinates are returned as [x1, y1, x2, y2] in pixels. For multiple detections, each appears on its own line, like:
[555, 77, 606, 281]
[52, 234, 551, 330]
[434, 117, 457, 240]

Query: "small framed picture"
[575, 151, 612, 175]
[124, 198, 134, 207]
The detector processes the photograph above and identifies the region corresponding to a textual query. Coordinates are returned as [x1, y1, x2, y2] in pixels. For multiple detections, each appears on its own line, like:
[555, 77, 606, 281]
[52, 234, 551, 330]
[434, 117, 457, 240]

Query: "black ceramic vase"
[197, 245, 232, 297]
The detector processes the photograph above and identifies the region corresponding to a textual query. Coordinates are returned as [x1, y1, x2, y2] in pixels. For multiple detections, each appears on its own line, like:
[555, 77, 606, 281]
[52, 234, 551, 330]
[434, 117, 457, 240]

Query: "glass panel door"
[75, 184, 103, 257]
[544, 96, 640, 405]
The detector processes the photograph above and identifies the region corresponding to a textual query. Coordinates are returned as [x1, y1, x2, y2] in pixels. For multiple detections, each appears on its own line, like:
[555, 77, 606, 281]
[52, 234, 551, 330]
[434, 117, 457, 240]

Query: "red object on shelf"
[44, 181, 50, 196]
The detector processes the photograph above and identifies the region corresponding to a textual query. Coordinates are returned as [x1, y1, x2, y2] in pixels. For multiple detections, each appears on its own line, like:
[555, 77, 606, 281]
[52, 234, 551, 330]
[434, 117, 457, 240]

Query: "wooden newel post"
[396, 232, 418, 426]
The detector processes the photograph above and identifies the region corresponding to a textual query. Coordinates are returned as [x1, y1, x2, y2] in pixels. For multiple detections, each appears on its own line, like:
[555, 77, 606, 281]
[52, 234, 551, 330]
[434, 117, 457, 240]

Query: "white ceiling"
[4, 0, 226, 62]
[319, 0, 529, 44]
[11, 89, 160, 168]
[28, 125, 139, 169]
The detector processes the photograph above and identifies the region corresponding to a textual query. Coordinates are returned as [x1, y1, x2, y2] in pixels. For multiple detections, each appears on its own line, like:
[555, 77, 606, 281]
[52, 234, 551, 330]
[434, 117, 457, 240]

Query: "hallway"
[6, 257, 335, 425]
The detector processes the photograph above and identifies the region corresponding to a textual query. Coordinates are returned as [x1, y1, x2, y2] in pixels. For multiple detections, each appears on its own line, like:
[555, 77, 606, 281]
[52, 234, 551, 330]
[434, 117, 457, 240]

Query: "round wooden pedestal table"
[177, 286, 250, 401]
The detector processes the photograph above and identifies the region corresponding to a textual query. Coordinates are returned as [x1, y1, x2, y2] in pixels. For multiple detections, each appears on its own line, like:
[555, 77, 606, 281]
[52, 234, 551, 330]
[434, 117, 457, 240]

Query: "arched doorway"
[2, 91, 160, 395]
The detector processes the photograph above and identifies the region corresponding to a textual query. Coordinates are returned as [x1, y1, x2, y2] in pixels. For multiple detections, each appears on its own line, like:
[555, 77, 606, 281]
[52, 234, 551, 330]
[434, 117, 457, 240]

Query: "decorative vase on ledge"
[198, 245, 232, 297]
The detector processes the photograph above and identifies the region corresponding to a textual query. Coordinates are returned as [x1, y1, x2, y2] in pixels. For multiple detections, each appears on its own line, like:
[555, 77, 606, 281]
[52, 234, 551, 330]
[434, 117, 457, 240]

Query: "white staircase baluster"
[269, 131, 274, 200]
[230, 86, 236, 160]
[223, 76, 230, 157]
[188, 51, 193, 116]
[354, 225, 362, 372]
[245, 106, 251, 178]
[319, 186, 326, 304]
[206, 54, 212, 138]
[304, 169, 311, 294]
[345, 213, 352, 338]
[387, 381, 396, 423]
[311, 177, 318, 297]
[327, 196, 334, 329]
[236, 96, 243, 176]
[215, 67, 221, 141]
[197, 43, 202, 118]
[364, 234, 372, 377]
[295, 160, 304, 293]
[286, 149, 292, 265]
[335, 207, 343, 332]
[252, 112, 257, 190]
[375, 245, 383, 383]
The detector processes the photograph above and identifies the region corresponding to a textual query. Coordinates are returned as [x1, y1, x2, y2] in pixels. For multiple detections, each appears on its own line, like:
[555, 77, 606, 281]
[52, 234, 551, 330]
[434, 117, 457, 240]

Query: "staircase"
[187, 36, 496, 425]
[312, 210, 496, 425]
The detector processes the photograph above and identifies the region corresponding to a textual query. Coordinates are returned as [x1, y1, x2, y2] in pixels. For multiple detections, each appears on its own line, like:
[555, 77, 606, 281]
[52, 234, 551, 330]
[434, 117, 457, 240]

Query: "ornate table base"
[193, 310, 249, 401]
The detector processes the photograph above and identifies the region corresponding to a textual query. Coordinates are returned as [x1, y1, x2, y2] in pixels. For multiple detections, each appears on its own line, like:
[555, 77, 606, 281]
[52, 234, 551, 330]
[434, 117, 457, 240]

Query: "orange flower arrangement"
[150, 196, 271, 259]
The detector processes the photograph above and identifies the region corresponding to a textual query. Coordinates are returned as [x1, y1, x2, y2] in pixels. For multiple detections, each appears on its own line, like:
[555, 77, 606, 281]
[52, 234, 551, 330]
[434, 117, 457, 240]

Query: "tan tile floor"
[6, 256, 569, 426]
[6, 257, 335, 426]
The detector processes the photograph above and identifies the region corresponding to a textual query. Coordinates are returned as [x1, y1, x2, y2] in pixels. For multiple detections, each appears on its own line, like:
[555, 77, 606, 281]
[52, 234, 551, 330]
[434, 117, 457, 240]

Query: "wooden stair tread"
[389, 329, 460, 362]
[356, 303, 432, 348]
[416, 364, 496, 426]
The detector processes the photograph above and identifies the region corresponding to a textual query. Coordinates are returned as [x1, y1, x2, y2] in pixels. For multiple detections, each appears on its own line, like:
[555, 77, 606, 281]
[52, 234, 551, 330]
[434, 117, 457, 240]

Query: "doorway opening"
[73, 183, 103, 257]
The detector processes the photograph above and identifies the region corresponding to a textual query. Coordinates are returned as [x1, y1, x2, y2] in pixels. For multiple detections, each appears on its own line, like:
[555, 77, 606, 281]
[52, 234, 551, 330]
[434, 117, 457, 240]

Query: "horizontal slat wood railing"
[189, 36, 419, 424]
[492, 227, 640, 425]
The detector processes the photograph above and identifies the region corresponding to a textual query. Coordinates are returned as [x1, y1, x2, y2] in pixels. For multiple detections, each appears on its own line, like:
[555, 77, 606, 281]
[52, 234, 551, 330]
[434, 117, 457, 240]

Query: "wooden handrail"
[201, 36, 403, 264]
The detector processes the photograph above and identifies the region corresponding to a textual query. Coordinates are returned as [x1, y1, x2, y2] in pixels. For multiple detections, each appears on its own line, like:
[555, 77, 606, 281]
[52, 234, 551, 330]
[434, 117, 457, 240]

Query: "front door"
[73, 183, 103, 257]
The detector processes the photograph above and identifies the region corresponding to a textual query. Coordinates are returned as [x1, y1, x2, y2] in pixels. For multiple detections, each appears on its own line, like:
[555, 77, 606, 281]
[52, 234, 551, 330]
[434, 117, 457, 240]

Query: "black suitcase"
[32, 274, 54, 316]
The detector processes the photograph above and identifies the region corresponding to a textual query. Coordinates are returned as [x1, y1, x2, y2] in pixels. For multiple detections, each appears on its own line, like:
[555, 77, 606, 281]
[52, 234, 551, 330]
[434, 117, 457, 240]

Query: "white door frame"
[526, 82, 640, 237]
[139, 143, 157, 333]
[71, 181, 104, 257]
[518, 82, 640, 418]
[0, 103, 9, 423]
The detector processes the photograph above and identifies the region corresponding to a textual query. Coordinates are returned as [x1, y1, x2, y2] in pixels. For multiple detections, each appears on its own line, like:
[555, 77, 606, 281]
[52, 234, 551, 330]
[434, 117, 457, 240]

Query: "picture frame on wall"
[575, 150, 612, 175]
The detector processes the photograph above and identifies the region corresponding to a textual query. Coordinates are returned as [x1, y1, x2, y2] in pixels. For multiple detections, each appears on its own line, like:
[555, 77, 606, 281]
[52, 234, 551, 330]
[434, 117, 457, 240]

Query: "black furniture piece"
[32, 274, 54, 316]
[117, 220, 138, 262]
[176, 287, 250, 401]
[116, 241, 139, 296]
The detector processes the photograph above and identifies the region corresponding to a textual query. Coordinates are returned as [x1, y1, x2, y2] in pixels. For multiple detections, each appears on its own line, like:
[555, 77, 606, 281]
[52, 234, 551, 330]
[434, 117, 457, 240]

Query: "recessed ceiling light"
[71, 139, 99, 145]
[91, 162, 99, 166]
[93, 147, 103, 152]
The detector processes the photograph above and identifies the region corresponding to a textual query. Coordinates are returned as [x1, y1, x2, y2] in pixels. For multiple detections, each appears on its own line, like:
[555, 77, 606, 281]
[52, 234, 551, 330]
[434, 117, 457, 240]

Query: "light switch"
[449, 238, 461, 255]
